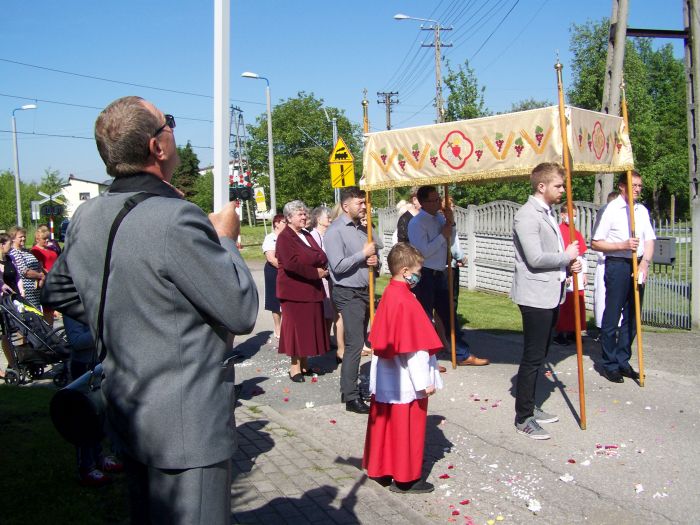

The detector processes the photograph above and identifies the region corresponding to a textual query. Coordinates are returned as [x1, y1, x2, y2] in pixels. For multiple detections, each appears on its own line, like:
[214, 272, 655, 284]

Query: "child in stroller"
[0, 293, 70, 386]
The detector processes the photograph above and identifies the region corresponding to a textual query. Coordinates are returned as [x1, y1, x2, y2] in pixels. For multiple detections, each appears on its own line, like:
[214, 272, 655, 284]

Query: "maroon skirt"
[278, 300, 329, 358]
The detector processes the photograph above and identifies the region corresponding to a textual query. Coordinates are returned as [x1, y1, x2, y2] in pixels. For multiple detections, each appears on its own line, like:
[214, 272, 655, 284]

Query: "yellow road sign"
[329, 137, 355, 188]
[253, 186, 267, 212]
[329, 137, 354, 163]
[330, 162, 355, 188]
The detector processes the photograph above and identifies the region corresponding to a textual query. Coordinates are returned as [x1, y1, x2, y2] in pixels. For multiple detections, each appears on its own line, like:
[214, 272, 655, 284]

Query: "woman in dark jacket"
[276, 200, 330, 382]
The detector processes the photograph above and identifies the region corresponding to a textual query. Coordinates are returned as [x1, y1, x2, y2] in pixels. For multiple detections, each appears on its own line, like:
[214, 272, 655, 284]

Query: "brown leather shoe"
[457, 355, 490, 366]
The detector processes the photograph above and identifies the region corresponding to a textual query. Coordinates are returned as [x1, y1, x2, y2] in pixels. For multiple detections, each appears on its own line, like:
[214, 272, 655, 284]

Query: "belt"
[606, 256, 643, 263]
[335, 284, 368, 290]
[423, 268, 446, 276]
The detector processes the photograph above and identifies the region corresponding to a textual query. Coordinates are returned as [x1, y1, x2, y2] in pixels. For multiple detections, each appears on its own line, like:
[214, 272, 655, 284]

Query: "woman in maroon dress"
[276, 200, 330, 382]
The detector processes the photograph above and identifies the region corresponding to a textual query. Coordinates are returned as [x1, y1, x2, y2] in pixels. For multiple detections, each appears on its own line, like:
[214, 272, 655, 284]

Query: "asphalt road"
[232, 259, 700, 524]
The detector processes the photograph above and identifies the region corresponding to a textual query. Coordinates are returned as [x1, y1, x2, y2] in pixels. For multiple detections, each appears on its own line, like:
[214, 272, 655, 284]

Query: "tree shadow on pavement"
[232, 480, 366, 524]
[227, 330, 273, 362]
[231, 419, 274, 476]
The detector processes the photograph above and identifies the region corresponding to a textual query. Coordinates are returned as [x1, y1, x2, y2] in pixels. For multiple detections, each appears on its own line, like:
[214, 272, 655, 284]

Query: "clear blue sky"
[0, 0, 686, 184]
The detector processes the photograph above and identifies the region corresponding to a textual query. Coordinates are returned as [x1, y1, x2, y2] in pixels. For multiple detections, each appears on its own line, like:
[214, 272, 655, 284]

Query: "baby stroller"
[0, 293, 70, 386]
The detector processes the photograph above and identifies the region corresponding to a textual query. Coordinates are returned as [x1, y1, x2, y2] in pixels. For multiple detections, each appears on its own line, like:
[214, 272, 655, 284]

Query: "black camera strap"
[96, 192, 156, 362]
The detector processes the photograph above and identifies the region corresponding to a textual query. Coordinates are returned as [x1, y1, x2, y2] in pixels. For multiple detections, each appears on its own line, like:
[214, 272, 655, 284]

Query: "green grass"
[0, 386, 128, 524]
[374, 275, 523, 334]
[238, 224, 268, 261]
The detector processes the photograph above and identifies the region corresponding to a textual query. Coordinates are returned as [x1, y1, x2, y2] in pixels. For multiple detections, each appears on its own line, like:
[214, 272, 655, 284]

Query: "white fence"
[376, 201, 692, 330]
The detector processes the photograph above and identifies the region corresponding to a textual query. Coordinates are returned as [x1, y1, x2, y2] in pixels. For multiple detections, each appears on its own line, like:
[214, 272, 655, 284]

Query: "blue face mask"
[404, 272, 421, 288]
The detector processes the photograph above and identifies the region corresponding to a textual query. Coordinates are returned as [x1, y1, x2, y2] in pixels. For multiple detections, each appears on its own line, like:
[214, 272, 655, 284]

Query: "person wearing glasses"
[592, 171, 655, 384]
[407, 186, 489, 369]
[42, 96, 258, 524]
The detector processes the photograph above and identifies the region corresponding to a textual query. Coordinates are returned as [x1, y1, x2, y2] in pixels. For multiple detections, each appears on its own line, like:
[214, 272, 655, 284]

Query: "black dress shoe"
[288, 372, 305, 383]
[620, 367, 640, 380]
[345, 399, 370, 414]
[602, 369, 624, 383]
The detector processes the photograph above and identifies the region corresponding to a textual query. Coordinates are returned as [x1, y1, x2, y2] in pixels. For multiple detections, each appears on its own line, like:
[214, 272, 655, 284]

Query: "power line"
[480, 0, 550, 72]
[0, 92, 213, 122]
[0, 129, 213, 150]
[0, 57, 265, 106]
[469, 0, 521, 61]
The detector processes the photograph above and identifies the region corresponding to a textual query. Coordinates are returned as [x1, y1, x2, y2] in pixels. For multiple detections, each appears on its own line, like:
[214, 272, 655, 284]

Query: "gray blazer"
[511, 195, 570, 309]
[43, 174, 258, 470]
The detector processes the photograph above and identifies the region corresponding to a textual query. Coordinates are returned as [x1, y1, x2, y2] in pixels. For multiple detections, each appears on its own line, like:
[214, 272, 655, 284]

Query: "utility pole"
[683, 0, 700, 328]
[421, 24, 452, 123]
[618, 1, 698, 327]
[229, 106, 253, 226]
[376, 91, 399, 130]
[595, 0, 629, 206]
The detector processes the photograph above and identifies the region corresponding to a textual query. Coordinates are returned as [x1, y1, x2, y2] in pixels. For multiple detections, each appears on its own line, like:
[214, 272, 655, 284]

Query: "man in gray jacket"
[511, 163, 580, 440]
[42, 96, 258, 524]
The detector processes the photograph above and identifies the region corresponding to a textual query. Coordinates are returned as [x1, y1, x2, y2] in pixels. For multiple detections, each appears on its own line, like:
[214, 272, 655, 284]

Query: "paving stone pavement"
[230, 402, 433, 525]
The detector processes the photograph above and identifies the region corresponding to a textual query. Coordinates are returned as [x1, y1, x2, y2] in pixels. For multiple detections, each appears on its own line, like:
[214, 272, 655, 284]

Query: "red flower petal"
[329, 419, 336, 424]
[568, 459, 576, 464]
[311, 377, 318, 383]
[459, 499, 470, 505]
[452, 510, 460, 516]
[439, 474, 450, 479]
[283, 397, 289, 402]
[448, 465, 454, 469]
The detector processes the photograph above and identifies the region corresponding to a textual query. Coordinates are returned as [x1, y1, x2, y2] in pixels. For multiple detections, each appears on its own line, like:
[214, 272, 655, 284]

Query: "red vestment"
[557, 221, 587, 332]
[363, 280, 442, 482]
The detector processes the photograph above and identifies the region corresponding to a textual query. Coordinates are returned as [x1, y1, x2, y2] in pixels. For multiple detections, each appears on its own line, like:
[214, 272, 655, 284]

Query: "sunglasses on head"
[154, 114, 176, 136]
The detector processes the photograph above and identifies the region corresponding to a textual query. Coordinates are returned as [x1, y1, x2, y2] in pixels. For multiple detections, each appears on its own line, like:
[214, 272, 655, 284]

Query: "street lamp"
[11, 104, 37, 227]
[394, 13, 451, 123]
[241, 71, 276, 214]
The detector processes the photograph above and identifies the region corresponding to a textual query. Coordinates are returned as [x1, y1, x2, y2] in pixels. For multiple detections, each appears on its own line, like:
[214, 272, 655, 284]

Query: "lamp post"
[394, 13, 451, 123]
[241, 71, 276, 214]
[11, 104, 37, 227]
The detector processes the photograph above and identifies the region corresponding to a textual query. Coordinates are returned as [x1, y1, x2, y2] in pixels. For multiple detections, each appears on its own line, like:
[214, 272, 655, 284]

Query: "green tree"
[0, 170, 40, 229]
[247, 92, 363, 213]
[568, 19, 689, 219]
[171, 141, 200, 200]
[39, 167, 67, 197]
[443, 59, 489, 122]
[509, 98, 552, 112]
[191, 170, 214, 214]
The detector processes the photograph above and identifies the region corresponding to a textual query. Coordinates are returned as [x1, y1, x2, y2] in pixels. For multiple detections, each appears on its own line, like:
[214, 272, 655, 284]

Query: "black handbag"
[50, 193, 155, 446]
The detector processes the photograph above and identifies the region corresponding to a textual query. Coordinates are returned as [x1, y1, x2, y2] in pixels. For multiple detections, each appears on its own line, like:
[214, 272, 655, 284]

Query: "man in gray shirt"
[325, 187, 378, 414]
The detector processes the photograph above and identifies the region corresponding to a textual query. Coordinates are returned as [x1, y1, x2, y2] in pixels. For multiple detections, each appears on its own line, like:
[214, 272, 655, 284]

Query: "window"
[79, 192, 90, 201]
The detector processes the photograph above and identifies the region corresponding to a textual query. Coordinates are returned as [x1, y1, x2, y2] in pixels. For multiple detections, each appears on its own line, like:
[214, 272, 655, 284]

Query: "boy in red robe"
[363, 243, 444, 494]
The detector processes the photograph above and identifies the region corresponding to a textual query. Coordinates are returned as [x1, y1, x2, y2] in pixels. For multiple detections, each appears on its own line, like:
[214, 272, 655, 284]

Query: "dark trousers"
[515, 304, 559, 424]
[413, 268, 451, 332]
[600, 258, 644, 372]
[332, 285, 369, 402]
[124, 455, 231, 525]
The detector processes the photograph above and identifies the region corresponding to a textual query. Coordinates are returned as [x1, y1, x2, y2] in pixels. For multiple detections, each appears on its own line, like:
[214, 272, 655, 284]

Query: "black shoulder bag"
[50, 193, 155, 447]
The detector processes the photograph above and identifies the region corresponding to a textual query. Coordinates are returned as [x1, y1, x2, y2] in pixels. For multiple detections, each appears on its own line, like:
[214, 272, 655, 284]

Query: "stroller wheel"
[4, 369, 20, 385]
[28, 365, 45, 379]
[53, 371, 69, 388]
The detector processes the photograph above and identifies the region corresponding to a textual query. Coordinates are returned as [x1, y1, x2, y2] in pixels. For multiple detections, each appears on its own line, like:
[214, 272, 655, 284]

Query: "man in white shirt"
[592, 171, 655, 384]
[408, 186, 489, 367]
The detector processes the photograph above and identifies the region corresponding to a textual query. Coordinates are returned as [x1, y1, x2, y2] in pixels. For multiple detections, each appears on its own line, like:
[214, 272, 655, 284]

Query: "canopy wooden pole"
[620, 82, 645, 387]
[362, 90, 376, 323]
[556, 60, 587, 430]
[367, 191, 375, 323]
[444, 184, 457, 369]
